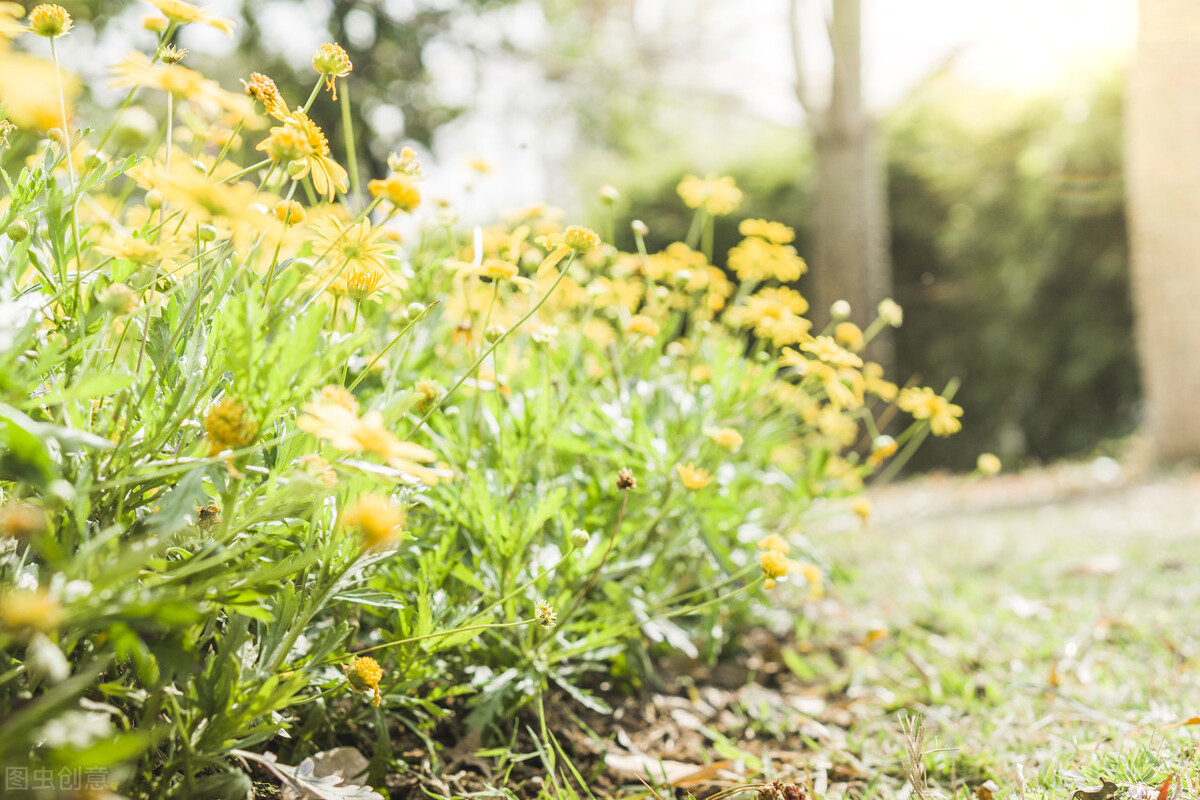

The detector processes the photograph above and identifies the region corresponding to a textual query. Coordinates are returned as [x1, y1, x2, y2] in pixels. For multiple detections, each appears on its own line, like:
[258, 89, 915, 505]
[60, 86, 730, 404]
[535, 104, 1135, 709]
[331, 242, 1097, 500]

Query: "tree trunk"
[807, 0, 892, 364]
[1126, 0, 1200, 460]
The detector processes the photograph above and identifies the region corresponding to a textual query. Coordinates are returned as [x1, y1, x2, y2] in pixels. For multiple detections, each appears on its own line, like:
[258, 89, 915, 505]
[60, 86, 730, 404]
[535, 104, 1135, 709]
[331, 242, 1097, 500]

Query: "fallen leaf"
[1066, 555, 1122, 576]
[1128, 784, 1157, 800]
[1158, 774, 1174, 800]
[1163, 717, 1200, 729]
[1072, 779, 1118, 800]
[604, 751, 738, 786]
[976, 779, 999, 800]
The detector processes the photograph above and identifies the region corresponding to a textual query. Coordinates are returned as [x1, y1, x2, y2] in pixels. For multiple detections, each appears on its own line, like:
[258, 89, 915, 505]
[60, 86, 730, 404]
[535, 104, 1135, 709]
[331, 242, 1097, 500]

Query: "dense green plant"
[0, 3, 952, 796]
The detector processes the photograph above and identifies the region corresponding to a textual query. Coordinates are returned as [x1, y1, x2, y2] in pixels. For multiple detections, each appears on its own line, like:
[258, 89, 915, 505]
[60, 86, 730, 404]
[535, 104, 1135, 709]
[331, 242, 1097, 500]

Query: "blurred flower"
[798, 335, 863, 369]
[344, 656, 383, 706]
[675, 462, 714, 490]
[977, 452, 1002, 475]
[616, 467, 636, 490]
[0, 589, 63, 634]
[704, 426, 743, 452]
[344, 265, 389, 301]
[677, 174, 742, 216]
[757, 534, 790, 555]
[898, 387, 964, 437]
[729, 287, 811, 347]
[834, 321, 864, 352]
[0, 119, 15, 149]
[0, 2, 25, 38]
[368, 172, 421, 212]
[467, 156, 493, 174]
[0, 51, 78, 131]
[853, 497, 872, 522]
[273, 199, 305, 226]
[312, 42, 352, 100]
[728, 236, 806, 283]
[144, 0, 235, 35]
[877, 298, 903, 327]
[739, 218, 795, 245]
[342, 493, 404, 549]
[0, 502, 48, 538]
[625, 315, 660, 338]
[205, 397, 257, 455]
[868, 434, 898, 466]
[759, 549, 789, 589]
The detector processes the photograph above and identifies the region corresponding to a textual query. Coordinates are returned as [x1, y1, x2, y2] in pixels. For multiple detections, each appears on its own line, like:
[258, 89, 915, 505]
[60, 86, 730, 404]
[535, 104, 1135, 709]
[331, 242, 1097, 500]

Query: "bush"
[0, 6, 951, 795]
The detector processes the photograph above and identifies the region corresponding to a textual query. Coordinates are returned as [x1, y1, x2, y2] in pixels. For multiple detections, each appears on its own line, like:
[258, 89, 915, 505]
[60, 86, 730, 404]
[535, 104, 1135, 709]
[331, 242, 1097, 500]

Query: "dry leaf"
[1072, 779, 1118, 800]
[1128, 784, 1157, 800]
[604, 751, 737, 786]
[1158, 774, 1174, 800]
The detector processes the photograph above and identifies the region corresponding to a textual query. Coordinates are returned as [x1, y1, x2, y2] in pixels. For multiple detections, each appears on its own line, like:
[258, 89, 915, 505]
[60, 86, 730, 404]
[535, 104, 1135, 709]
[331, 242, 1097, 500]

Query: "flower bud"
[830, 300, 851, 320]
[569, 528, 590, 549]
[6, 219, 30, 242]
[145, 189, 163, 210]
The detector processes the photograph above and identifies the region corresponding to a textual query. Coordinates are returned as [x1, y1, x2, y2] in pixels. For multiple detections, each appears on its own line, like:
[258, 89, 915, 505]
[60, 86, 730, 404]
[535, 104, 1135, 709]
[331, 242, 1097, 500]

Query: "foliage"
[0, 4, 951, 796]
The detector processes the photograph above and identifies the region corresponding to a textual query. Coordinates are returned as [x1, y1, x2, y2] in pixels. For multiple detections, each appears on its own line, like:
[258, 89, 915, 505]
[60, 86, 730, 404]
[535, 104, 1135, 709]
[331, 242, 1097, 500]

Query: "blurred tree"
[62, 0, 520, 182]
[790, 0, 890, 361]
[1126, 0, 1200, 461]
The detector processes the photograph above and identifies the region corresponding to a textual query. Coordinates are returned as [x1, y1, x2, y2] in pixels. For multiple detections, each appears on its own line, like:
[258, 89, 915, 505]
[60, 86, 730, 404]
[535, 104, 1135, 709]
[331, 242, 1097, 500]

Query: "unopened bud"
[569, 528, 590, 549]
[6, 219, 30, 241]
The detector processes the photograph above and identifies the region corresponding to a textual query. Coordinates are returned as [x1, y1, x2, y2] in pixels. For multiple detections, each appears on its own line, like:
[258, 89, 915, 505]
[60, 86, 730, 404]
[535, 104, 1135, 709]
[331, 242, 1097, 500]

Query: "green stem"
[339, 82, 360, 202]
[49, 38, 84, 318]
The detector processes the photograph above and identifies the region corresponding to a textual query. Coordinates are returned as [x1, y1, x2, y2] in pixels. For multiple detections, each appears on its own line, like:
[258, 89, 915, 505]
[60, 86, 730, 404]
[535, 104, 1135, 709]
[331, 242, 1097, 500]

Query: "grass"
[784, 464, 1200, 799]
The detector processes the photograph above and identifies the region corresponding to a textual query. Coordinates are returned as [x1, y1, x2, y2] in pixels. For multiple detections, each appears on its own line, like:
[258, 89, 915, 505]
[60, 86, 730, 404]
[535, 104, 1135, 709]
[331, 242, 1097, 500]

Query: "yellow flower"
[563, 225, 600, 253]
[310, 215, 393, 278]
[28, 4, 72, 37]
[368, 173, 421, 212]
[977, 452, 1002, 475]
[759, 550, 789, 589]
[0, 589, 63, 634]
[537, 225, 601, 254]
[257, 110, 348, 200]
[834, 322, 864, 352]
[468, 156, 493, 174]
[344, 656, 383, 706]
[0, 2, 26, 38]
[344, 265, 389, 301]
[158, 44, 187, 64]
[675, 462, 714, 490]
[242, 72, 289, 121]
[204, 397, 257, 455]
[757, 534, 790, 555]
[862, 362, 897, 402]
[704, 426, 743, 452]
[738, 218, 795, 245]
[273, 199, 305, 226]
[677, 174, 742, 216]
[0, 51, 79, 131]
[342, 493, 405, 549]
[798, 336, 863, 369]
[852, 497, 872, 521]
[625, 315, 660, 338]
[898, 387, 964, 437]
[727, 237, 807, 283]
[110, 51, 253, 119]
[0, 119, 15, 149]
[312, 42, 352, 100]
[297, 398, 443, 485]
[729, 287, 811, 347]
[535, 600, 557, 629]
[0, 503, 48, 538]
[143, 0, 235, 35]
